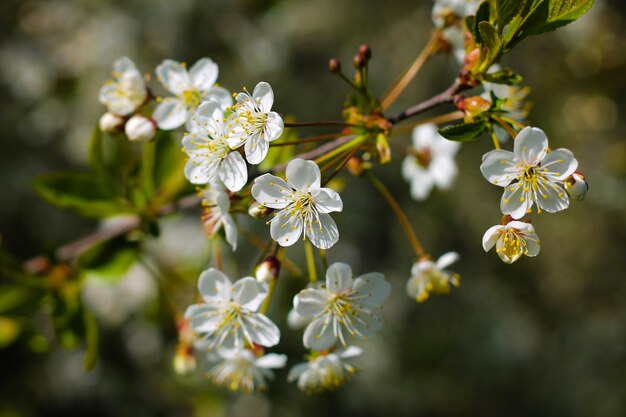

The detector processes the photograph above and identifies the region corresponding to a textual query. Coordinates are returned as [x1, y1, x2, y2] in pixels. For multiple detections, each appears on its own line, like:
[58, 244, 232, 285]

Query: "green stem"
[314, 135, 366, 165]
[366, 172, 426, 259]
[304, 241, 317, 283]
[259, 279, 276, 315]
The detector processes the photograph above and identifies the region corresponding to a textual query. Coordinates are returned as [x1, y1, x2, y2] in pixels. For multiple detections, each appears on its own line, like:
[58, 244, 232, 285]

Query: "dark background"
[0, 0, 625, 416]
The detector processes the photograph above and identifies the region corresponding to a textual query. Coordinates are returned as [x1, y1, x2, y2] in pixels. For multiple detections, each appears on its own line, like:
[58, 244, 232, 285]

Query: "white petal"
[242, 313, 280, 347]
[286, 158, 321, 191]
[189, 58, 219, 91]
[410, 171, 434, 201]
[412, 124, 438, 149]
[293, 289, 328, 317]
[535, 179, 570, 214]
[514, 127, 548, 165]
[480, 149, 518, 187]
[432, 135, 461, 156]
[252, 81, 274, 112]
[223, 214, 238, 251]
[113, 57, 139, 74]
[350, 305, 383, 337]
[436, 252, 460, 269]
[264, 112, 284, 142]
[198, 268, 232, 302]
[338, 346, 364, 359]
[524, 231, 541, 257]
[325, 263, 353, 294]
[303, 315, 337, 351]
[501, 183, 532, 219]
[287, 363, 310, 381]
[429, 156, 458, 189]
[196, 100, 223, 130]
[156, 59, 192, 96]
[232, 277, 267, 311]
[244, 136, 270, 165]
[218, 151, 248, 192]
[482, 225, 503, 251]
[203, 86, 233, 110]
[256, 353, 287, 369]
[401, 156, 418, 180]
[311, 188, 343, 213]
[287, 308, 311, 329]
[153, 97, 187, 130]
[352, 273, 390, 304]
[307, 212, 339, 250]
[251, 174, 291, 209]
[541, 148, 578, 181]
[270, 211, 303, 246]
[184, 156, 219, 185]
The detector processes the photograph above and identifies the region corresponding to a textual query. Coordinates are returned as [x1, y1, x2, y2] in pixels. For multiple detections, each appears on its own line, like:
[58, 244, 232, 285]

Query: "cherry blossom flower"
[153, 58, 232, 130]
[182, 100, 248, 192]
[480, 127, 578, 219]
[432, 0, 481, 27]
[406, 252, 460, 303]
[483, 220, 540, 264]
[201, 181, 237, 251]
[184, 268, 280, 350]
[288, 346, 363, 394]
[402, 124, 461, 201]
[252, 158, 342, 249]
[204, 348, 286, 393]
[226, 82, 284, 164]
[293, 263, 390, 351]
[99, 57, 147, 116]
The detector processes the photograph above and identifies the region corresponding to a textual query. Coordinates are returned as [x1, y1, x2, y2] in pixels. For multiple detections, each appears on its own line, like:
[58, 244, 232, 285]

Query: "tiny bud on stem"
[329, 58, 341, 73]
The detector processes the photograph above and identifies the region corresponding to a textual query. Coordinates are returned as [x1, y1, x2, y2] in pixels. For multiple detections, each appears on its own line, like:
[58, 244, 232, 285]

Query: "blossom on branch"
[252, 158, 342, 249]
[227, 82, 284, 164]
[153, 58, 232, 130]
[480, 127, 578, 219]
[184, 268, 280, 350]
[201, 180, 238, 251]
[288, 346, 363, 394]
[406, 252, 460, 303]
[482, 220, 540, 264]
[99, 57, 147, 116]
[293, 263, 390, 351]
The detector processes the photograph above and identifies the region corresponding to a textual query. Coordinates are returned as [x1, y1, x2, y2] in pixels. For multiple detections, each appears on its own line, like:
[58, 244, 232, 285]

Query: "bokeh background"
[1, 0, 625, 416]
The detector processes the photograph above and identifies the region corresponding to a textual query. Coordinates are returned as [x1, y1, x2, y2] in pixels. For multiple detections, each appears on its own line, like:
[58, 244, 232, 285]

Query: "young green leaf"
[438, 119, 487, 142]
[523, 0, 595, 36]
[33, 172, 126, 218]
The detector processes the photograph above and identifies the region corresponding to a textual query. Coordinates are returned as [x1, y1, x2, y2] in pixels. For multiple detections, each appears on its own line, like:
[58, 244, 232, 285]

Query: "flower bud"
[328, 58, 341, 74]
[564, 172, 588, 200]
[375, 133, 391, 164]
[125, 115, 156, 142]
[255, 256, 280, 283]
[353, 54, 365, 69]
[463, 96, 491, 117]
[248, 202, 272, 219]
[358, 44, 372, 61]
[346, 156, 364, 177]
[99, 112, 125, 133]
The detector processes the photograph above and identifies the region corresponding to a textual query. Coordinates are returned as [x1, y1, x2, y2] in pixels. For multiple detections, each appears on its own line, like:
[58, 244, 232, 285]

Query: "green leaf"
[151, 131, 191, 206]
[521, 0, 595, 37]
[478, 21, 502, 70]
[0, 317, 21, 348]
[0, 286, 32, 314]
[33, 172, 126, 218]
[473, 1, 491, 43]
[78, 237, 140, 282]
[497, 0, 527, 28]
[438, 119, 488, 142]
[482, 68, 523, 85]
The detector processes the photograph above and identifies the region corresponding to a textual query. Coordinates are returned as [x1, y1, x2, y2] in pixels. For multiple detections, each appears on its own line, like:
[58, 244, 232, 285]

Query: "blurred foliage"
[0, 0, 625, 416]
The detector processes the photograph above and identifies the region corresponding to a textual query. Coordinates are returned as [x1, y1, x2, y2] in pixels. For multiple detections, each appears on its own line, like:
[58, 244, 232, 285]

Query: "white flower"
[432, 0, 481, 27]
[288, 346, 363, 394]
[182, 100, 248, 192]
[153, 58, 232, 130]
[482, 220, 540, 264]
[99, 57, 147, 116]
[252, 158, 343, 249]
[184, 268, 280, 350]
[226, 82, 284, 164]
[205, 348, 286, 393]
[402, 124, 461, 201]
[564, 172, 588, 201]
[124, 115, 156, 142]
[406, 252, 460, 303]
[293, 263, 390, 351]
[480, 127, 578, 219]
[201, 181, 237, 251]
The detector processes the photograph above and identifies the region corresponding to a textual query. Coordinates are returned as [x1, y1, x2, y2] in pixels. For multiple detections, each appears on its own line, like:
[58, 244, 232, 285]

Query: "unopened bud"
[463, 96, 491, 117]
[255, 256, 280, 283]
[346, 156, 365, 177]
[99, 112, 125, 133]
[173, 344, 196, 375]
[125, 115, 156, 142]
[329, 58, 341, 74]
[248, 202, 272, 219]
[564, 172, 588, 200]
[375, 133, 391, 164]
[358, 44, 372, 61]
[353, 54, 365, 69]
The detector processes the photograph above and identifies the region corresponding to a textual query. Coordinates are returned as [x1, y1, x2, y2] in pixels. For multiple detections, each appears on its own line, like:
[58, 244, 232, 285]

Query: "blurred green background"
[1, 0, 625, 416]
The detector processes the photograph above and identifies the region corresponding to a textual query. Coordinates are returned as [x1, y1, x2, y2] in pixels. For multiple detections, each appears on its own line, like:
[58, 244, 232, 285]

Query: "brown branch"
[271, 135, 356, 173]
[23, 194, 201, 274]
